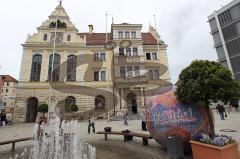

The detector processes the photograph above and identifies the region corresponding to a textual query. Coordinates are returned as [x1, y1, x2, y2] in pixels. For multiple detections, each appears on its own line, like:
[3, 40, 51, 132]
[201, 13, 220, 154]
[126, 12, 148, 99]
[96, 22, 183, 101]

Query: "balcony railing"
[115, 75, 148, 83]
[114, 55, 142, 64]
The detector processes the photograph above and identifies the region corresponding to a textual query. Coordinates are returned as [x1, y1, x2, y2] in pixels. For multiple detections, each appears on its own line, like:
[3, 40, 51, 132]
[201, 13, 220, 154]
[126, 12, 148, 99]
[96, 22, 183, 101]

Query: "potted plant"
[69, 104, 79, 119]
[190, 134, 239, 159]
[37, 104, 48, 124]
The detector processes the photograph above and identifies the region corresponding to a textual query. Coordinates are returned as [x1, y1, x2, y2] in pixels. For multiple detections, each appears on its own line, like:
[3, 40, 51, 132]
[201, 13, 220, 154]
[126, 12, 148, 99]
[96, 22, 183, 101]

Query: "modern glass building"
[208, 0, 240, 81]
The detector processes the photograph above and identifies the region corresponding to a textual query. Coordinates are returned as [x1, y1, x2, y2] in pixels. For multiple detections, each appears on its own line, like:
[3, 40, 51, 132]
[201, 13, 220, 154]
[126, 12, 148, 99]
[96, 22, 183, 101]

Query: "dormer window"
[67, 35, 71, 41]
[43, 34, 48, 41]
[49, 20, 67, 29]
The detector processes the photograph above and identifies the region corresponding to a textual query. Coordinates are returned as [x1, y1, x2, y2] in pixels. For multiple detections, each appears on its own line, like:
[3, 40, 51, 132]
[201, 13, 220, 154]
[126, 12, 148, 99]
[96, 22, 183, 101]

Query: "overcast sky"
[0, 0, 232, 83]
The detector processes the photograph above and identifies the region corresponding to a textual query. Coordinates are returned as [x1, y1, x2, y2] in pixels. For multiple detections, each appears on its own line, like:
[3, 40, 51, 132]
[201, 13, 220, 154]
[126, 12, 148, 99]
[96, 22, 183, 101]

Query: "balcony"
[114, 55, 142, 64]
[115, 75, 148, 85]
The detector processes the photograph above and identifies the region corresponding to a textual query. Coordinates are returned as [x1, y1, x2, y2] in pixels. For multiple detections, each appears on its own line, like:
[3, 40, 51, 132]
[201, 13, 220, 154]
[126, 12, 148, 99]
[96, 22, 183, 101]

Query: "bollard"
[167, 136, 184, 159]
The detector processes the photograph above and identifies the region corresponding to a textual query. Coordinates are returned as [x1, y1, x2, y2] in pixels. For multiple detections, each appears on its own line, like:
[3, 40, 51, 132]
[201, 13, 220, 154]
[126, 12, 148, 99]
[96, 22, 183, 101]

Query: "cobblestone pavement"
[0, 110, 239, 159]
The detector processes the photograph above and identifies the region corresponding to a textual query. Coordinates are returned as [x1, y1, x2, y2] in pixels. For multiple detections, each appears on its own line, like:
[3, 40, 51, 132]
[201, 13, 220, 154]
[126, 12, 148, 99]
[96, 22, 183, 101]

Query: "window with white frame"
[125, 31, 130, 39]
[133, 48, 138, 56]
[118, 31, 123, 39]
[121, 66, 140, 78]
[148, 69, 160, 79]
[131, 31, 136, 38]
[146, 52, 158, 60]
[120, 67, 126, 78]
[94, 53, 106, 61]
[94, 70, 106, 81]
[126, 48, 131, 56]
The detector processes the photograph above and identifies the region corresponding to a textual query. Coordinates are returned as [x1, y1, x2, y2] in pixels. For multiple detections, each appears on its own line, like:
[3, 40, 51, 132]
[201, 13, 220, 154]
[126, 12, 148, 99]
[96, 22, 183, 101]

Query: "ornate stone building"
[14, 3, 171, 123]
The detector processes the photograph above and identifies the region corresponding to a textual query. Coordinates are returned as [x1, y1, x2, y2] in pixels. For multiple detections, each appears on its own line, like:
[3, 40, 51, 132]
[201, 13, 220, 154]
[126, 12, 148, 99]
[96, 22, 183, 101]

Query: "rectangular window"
[120, 67, 126, 78]
[126, 48, 131, 56]
[7, 83, 9, 86]
[125, 31, 130, 39]
[94, 71, 99, 81]
[154, 70, 159, 79]
[152, 53, 157, 60]
[118, 31, 123, 39]
[101, 71, 106, 81]
[127, 66, 133, 77]
[100, 53, 106, 61]
[131, 31, 136, 38]
[134, 66, 140, 77]
[148, 70, 153, 80]
[146, 53, 151, 60]
[119, 48, 124, 55]
[3, 102, 6, 106]
[6, 89, 8, 93]
[133, 48, 138, 56]
[94, 53, 99, 61]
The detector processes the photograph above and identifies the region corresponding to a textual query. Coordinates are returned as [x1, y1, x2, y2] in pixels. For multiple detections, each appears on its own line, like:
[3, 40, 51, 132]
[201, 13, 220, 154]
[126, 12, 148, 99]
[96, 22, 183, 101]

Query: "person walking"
[122, 108, 128, 126]
[88, 113, 95, 134]
[140, 108, 147, 131]
[216, 103, 226, 120]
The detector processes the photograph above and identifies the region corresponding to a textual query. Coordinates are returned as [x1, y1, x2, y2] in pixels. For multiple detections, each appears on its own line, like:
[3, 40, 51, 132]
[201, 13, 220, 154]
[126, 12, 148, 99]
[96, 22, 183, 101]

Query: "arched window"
[65, 96, 76, 112]
[30, 54, 42, 81]
[48, 54, 61, 81]
[95, 95, 105, 110]
[67, 35, 71, 41]
[67, 55, 77, 81]
[43, 34, 48, 41]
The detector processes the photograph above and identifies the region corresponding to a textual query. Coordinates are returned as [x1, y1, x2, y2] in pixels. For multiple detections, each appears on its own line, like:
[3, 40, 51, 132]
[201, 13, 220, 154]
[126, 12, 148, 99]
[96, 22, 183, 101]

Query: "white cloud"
[0, 0, 232, 82]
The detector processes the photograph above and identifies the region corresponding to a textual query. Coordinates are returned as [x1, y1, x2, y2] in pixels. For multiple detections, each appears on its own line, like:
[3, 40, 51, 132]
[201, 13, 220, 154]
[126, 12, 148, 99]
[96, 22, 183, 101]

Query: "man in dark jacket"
[216, 104, 226, 120]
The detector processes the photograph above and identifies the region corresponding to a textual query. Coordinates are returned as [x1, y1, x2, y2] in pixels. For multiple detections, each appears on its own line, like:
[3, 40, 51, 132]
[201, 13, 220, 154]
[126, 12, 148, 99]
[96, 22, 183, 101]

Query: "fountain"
[10, 113, 96, 159]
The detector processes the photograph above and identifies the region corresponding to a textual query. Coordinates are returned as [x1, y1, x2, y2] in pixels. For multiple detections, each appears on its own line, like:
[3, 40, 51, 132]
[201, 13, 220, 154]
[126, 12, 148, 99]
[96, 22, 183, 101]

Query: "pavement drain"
[219, 129, 237, 132]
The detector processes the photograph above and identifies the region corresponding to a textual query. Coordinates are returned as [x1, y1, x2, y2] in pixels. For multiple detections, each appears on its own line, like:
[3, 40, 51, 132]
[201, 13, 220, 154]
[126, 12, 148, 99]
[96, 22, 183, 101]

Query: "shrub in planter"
[69, 104, 79, 118]
[190, 134, 239, 159]
[37, 104, 48, 124]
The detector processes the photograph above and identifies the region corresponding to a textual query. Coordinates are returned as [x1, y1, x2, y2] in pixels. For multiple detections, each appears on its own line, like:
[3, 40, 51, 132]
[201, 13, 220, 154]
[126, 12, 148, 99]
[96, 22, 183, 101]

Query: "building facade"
[208, 0, 240, 81]
[14, 3, 171, 123]
[0, 75, 18, 112]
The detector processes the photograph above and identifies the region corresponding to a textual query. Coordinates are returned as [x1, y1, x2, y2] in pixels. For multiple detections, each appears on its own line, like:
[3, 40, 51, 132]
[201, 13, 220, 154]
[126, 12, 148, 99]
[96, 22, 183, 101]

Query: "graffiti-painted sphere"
[146, 88, 213, 149]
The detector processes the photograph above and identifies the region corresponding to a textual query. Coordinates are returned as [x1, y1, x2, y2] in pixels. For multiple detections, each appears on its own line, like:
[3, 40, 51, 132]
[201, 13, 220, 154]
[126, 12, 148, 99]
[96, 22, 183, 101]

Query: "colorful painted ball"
[146, 87, 213, 149]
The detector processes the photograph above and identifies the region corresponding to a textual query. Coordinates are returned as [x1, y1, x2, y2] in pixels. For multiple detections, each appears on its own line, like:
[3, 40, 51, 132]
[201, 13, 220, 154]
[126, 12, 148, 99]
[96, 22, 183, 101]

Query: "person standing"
[216, 104, 226, 120]
[88, 113, 95, 134]
[140, 109, 147, 131]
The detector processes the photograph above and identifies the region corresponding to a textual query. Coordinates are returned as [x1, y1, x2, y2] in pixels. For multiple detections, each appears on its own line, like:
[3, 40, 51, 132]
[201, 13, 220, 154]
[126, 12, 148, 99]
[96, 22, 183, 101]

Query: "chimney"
[88, 25, 93, 34]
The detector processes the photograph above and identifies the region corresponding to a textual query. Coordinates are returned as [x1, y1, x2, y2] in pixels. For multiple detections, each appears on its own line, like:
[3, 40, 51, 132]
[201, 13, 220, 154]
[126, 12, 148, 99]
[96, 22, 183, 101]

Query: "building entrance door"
[126, 93, 137, 115]
[26, 97, 38, 123]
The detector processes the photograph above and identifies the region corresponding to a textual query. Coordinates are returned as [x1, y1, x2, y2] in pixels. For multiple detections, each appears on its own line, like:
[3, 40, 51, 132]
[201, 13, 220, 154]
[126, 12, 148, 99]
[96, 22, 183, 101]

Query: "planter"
[190, 140, 239, 159]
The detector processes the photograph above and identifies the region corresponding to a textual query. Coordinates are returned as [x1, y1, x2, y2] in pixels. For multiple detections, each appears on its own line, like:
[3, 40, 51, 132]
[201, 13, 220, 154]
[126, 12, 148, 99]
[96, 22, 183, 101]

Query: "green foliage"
[176, 60, 240, 106]
[69, 104, 79, 112]
[37, 104, 48, 116]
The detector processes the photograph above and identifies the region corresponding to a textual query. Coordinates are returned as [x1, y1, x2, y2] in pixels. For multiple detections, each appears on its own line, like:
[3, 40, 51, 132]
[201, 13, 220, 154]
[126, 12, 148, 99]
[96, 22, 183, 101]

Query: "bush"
[69, 104, 79, 118]
[37, 104, 48, 116]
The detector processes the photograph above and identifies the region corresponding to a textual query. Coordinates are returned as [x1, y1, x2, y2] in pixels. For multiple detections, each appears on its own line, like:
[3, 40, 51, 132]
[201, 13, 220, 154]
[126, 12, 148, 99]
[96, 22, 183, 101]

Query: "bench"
[96, 131, 153, 146]
[0, 137, 33, 152]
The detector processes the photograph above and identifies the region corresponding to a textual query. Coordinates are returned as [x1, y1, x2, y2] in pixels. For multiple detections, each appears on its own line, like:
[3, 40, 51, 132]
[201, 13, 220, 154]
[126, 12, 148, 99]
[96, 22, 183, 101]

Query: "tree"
[37, 104, 48, 116]
[176, 60, 240, 135]
[69, 104, 79, 118]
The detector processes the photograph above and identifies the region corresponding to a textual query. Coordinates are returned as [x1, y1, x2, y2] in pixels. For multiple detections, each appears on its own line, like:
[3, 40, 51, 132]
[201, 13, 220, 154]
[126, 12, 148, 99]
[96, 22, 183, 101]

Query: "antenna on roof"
[112, 15, 114, 24]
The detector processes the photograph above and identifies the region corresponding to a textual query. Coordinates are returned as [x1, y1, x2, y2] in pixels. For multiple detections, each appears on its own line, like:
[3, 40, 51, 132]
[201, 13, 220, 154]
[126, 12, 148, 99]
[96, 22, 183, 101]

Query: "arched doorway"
[26, 97, 38, 123]
[126, 93, 137, 115]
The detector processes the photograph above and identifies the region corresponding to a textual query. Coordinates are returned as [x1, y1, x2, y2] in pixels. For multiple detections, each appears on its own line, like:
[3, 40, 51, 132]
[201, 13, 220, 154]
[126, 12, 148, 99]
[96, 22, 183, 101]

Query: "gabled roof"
[0, 75, 18, 83]
[78, 32, 159, 45]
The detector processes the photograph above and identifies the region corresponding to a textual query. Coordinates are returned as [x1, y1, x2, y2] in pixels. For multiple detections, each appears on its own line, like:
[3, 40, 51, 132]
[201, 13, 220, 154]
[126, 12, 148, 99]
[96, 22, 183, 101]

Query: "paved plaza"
[0, 110, 239, 159]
